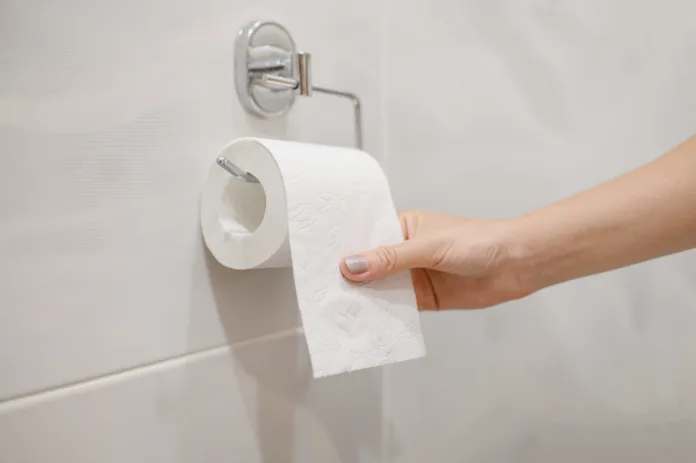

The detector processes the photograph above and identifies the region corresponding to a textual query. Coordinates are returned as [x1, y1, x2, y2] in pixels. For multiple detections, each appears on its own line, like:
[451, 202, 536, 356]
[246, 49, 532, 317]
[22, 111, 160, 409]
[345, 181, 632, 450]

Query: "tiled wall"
[2, 1, 696, 462]
[0, 1, 385, 461]
[383, 1, 696, 462]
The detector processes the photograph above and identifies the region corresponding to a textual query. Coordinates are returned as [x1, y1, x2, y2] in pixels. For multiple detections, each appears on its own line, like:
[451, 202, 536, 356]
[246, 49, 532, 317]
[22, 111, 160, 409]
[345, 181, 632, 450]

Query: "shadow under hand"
[206, 251, 384, 462]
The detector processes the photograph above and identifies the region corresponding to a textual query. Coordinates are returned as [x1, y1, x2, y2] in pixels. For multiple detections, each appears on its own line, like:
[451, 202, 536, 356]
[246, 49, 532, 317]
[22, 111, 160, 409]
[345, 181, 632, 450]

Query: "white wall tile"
[383, 1, 696, 461]
[7, 1, 696, 462]
[0, 332, 384, 463]
[0, 0, 383, 399]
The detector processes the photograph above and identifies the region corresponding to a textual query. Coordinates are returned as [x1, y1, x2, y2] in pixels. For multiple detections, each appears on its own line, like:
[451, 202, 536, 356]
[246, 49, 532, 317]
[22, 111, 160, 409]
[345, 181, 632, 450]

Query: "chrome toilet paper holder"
[217, 19, 364, 183]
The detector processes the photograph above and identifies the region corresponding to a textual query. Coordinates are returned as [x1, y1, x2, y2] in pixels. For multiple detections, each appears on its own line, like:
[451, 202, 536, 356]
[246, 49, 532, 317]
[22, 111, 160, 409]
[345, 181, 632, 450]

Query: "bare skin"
[340, 135, 696, 310]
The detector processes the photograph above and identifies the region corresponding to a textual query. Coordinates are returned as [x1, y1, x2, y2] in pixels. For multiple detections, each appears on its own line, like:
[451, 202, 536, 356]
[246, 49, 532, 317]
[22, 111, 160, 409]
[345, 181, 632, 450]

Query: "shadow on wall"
[519, 420, 696, 463]
[393, 408, 696, 463]
[204, 249, 385, 462]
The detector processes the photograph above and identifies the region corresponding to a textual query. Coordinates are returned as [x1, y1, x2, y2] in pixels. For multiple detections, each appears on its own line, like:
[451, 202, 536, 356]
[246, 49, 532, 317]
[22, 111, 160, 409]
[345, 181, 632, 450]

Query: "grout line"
[0, 327, 302, 412]
[379, 0, 391, 174]
[381, 365, 392, 462]
[379, 1, 393, 462]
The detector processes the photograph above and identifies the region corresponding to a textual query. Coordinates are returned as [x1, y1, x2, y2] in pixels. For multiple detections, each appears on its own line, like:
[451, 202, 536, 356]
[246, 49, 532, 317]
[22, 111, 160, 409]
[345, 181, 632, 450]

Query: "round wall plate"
[235, 20, 297, 119]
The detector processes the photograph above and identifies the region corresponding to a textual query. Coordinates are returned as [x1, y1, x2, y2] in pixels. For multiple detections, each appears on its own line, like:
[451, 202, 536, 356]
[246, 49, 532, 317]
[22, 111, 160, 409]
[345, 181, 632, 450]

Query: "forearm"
[515, 135, 696, 292]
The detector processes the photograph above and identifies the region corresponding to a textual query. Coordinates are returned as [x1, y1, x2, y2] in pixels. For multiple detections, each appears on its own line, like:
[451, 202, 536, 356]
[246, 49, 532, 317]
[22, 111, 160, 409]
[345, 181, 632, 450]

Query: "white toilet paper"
[200, 138, 426, 377]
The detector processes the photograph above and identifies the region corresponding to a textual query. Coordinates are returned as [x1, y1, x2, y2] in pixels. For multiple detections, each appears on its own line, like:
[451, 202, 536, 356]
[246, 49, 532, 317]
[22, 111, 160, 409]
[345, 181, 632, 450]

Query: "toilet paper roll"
[200, 137, 425, 377]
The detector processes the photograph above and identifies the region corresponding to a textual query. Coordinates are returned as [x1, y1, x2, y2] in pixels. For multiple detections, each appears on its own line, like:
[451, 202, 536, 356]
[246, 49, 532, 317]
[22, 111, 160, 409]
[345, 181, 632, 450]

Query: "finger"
[340, 239, 436, 282]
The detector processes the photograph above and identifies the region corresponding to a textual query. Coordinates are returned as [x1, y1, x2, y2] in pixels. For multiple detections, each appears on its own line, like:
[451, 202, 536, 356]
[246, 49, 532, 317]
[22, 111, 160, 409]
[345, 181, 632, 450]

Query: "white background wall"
[1, 1, 696, 462]
[384, 2, 696, 462]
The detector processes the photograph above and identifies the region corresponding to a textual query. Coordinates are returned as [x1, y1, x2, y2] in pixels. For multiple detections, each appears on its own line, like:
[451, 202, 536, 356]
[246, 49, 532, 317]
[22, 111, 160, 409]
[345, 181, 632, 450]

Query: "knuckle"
[483, 244, 505, 267]
[431, 245, 450, 269]
[374, 246, 397, 272]
[398, 210, 421, 239]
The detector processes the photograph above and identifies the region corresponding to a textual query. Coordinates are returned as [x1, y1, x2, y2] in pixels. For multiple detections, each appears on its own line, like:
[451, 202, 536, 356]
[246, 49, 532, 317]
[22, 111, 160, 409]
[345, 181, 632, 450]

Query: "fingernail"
[344, 256, 369, 274]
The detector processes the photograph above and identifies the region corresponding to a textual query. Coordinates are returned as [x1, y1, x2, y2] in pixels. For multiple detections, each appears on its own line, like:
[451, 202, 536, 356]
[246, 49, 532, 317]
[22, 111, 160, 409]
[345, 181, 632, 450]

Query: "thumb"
[340, 239, 436, 282]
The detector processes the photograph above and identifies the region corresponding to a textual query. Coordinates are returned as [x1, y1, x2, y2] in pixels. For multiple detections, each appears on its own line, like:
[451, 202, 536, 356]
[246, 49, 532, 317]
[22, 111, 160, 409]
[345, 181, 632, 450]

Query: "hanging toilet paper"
[200, 137, 426, 377]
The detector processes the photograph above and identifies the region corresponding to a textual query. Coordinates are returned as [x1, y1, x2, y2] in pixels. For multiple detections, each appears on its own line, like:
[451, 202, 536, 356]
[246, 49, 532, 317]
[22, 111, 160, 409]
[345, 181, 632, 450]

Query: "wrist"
[503, 213, 557, 296]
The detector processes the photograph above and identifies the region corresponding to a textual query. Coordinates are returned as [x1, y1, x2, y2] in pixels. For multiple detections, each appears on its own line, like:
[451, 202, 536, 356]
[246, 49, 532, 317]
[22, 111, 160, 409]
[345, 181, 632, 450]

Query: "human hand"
[339, 210, 532, 310]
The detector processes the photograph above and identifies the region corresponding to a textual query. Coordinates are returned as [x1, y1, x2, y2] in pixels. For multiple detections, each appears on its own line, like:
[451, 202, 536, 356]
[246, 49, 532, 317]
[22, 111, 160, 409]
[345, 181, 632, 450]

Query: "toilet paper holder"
[218, 19, 364, 183]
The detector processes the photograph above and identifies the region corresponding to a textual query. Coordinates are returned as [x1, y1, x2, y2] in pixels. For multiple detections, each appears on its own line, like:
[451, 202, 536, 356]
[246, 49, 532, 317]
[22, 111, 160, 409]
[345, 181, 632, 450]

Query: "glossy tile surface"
[0, 333, 383, 463]
[383, 1, 696, 462]
[4, 1, 696, 462]
[0, 0, 384, 400]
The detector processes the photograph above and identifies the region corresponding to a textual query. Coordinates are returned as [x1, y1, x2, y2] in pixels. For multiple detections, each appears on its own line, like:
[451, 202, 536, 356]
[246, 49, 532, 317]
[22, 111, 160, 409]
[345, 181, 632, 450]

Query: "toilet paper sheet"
[201, 138, 425, 377]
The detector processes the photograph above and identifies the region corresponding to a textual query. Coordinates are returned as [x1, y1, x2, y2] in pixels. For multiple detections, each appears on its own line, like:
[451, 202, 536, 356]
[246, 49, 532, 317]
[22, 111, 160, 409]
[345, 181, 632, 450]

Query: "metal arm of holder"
[220, 20, 364, 183]
[253, 53, 363, 150]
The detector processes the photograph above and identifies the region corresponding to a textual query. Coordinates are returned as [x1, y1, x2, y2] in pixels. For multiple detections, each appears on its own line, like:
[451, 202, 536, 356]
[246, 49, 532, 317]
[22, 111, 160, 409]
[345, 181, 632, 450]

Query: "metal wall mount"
[234, 20, 363, 151]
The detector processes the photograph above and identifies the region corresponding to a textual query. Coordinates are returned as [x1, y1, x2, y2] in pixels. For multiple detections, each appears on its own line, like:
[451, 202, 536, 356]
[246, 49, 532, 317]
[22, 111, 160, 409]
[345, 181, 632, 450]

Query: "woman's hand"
[341, 135, 696, 310]
[339, 210, 532, 310]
